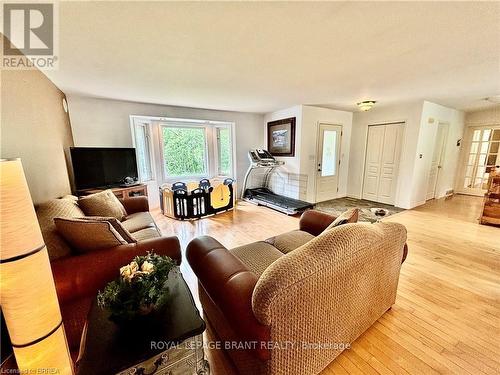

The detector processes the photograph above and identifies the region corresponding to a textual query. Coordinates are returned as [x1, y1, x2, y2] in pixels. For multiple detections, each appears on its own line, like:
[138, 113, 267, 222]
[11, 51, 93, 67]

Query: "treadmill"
[241, 149, 314, 215]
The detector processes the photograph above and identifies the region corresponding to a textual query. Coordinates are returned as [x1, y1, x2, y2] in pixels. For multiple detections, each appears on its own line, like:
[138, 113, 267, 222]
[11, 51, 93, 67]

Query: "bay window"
[131, 116, 235, 183]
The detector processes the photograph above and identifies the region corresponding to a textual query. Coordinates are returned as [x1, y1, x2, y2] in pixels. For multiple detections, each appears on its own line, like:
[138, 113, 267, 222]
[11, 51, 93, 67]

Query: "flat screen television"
[70, 147, 138, 190]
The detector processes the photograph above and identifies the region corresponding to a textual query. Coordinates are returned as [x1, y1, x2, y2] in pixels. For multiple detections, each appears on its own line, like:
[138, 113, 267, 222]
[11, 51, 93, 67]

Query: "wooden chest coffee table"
[76, 268, 209, 375]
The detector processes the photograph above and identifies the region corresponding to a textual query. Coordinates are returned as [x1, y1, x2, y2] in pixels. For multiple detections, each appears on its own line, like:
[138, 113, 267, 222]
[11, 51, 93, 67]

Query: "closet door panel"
[362, 126, 385, 201]
[362, 123, 403, 205]
[378, 124, 403, 204]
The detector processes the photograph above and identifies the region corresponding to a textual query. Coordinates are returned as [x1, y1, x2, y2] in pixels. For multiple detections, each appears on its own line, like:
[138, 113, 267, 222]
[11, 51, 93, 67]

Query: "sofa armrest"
[51, 236, 181, 305]
[120, 196, 149, 215]
[186, 236, 271, 361]
[402, 243, 408, 263]
[299, 210, 337, 236]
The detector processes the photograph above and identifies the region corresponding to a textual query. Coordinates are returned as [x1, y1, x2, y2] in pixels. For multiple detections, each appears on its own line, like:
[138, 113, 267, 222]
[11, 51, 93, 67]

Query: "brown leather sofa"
[187, 210, 408, 375]
[36, 196, 181, 358]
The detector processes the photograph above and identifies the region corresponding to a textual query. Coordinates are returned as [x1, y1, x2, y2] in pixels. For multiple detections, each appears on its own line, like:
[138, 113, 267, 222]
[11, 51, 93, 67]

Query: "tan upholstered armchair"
[187, 210, 408, 375]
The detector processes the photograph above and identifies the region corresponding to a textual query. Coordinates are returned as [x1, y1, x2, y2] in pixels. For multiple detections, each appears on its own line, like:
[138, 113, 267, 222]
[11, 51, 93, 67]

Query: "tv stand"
[77, 183, 148, 201]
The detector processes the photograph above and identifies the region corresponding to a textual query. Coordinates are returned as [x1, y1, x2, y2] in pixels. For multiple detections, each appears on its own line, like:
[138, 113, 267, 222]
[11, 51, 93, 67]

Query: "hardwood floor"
[153, 194, 500, 375]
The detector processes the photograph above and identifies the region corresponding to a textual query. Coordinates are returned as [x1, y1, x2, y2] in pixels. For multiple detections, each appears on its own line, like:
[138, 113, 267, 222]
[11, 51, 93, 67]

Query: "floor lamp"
[0, 159, 73, 374]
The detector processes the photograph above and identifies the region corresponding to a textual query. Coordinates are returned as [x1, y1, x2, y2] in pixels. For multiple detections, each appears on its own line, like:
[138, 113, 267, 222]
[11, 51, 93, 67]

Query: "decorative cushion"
[265, 230, 315, 254]
[54, 218, 127, 253]
[36, 196, 85, 260]
[325, 208, 359, 230]
[131, 227, 161, 242]
[82, 217, 137, 243]
[78, 190, 127, 221]
[122, 212, 156, 233]
[230, 241, 283, 277]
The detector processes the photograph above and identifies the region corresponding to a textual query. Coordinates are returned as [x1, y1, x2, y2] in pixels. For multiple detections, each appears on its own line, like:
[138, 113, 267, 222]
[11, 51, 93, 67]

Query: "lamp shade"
[0, 159, 73, 374]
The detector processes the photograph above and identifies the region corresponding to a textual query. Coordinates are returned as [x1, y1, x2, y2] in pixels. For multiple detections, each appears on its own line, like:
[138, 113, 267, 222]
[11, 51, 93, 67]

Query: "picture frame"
[267, 117, 296, 157]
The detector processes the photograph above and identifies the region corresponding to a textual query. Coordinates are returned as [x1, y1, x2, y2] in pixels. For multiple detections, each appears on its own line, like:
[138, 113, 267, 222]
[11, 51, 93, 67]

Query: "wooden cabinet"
[78, 184, 148, 200]
[480, 175, 500, 226]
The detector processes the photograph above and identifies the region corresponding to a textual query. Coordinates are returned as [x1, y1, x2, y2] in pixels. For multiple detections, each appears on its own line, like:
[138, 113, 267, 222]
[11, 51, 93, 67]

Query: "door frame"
[361, 121, 406, 206]
[456, 124, 500, 196]
[426, 121, 449, 200]
[314, 122, 343, 203]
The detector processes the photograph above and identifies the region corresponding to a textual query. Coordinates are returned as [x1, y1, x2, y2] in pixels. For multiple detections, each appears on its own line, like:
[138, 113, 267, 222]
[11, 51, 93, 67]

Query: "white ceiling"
[45, 1, 500, 114]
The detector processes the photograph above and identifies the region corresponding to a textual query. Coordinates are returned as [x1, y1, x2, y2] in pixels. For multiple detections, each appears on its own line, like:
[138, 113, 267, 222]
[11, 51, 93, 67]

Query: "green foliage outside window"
[218, 128, 232, 176]
[162, 127, 206, 176]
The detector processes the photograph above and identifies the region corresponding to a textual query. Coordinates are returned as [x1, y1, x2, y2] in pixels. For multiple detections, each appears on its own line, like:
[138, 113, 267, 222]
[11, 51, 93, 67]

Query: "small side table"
[76, 269, 209, 375]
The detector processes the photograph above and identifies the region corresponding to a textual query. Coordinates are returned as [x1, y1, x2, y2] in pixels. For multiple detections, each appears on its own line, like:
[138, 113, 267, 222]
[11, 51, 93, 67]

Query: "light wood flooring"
[153, 194, 500, 375]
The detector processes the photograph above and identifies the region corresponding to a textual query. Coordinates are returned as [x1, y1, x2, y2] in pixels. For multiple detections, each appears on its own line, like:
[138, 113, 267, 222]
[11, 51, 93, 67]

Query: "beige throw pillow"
[78, 190, 127, 221]
[54, 217, 127, 253]
[82, 216, 137, 243]
[326, 208, 359, 230]
[36, 197, 86, 260]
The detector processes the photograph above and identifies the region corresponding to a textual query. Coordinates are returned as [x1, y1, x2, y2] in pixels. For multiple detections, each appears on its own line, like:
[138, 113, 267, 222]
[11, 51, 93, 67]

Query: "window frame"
[156, 118, 236, 183]
[215, 126, 233, 177]
[158, 121, 210, 181]
[130, 118, 155, 182]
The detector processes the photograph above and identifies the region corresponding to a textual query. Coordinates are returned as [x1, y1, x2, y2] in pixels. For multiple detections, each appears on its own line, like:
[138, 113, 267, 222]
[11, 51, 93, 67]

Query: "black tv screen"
[70, 147, 138, 190]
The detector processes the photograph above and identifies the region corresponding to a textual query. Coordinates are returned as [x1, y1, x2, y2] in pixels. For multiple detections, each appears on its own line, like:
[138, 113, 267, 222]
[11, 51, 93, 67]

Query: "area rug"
[314, 197, 405, 223]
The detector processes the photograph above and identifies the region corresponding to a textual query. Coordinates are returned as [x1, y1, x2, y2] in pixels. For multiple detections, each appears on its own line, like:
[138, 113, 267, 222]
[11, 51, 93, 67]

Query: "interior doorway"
[362, 122, 404, 205]
[457, 126, 500, 196]
[315, 123, 342, 202]
[426, 122, 449, 200]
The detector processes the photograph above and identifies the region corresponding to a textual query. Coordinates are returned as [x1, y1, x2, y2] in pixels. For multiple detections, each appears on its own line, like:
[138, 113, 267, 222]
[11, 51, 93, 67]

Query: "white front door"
[315, 124, 342, 202]
[362, 123, 403, 205]
[426, 122, 448, 200]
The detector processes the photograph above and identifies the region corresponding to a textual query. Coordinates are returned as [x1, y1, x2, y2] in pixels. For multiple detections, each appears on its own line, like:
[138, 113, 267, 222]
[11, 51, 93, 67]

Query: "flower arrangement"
[97, 252, 176, 323]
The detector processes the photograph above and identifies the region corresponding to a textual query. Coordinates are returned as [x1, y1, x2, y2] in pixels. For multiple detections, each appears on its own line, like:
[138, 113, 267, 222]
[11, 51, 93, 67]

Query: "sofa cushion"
[265, 230, 315, 254]
[230, 241, 283, 277]
[54, 218, 127, 253]
[36, 196, 85, 260]
[122, 212, 156, 233]
[325, 208, 359, 230]
[131, 227, 161, 242]
[78, 190, 127, 221]
[82, 216, 137, 243]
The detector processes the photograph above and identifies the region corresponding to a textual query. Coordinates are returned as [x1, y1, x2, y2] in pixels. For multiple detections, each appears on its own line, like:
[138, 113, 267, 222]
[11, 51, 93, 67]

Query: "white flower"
[129, 261, 139, 273]
[120, 261, 140, 282]
[141, 261, 155, 274]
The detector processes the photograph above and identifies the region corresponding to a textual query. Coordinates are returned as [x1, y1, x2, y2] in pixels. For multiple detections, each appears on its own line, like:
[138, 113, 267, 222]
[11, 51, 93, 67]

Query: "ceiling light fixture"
[357, 100, 377, 111]
[485, 96, 500, 104]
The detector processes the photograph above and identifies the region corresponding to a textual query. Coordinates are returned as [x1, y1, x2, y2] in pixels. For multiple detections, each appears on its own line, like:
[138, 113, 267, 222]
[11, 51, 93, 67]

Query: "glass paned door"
[316, 124, 342, 202]
[459, 126, 500, 195]
[321, 130, 338, 177]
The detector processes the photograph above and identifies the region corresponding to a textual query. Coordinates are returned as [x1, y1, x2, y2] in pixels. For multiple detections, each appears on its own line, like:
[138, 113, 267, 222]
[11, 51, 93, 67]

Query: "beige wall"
[1, 70, 74, 204]
[263, 105, 353, 203]
[348, 101, 423, 208]
[348, 101, 464, 209]
[465, 106, 500, 126]
[66, 94, 265, 207]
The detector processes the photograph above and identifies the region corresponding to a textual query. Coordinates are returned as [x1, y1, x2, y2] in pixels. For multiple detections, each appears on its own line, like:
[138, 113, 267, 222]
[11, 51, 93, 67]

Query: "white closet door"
[362, 126, 385, 202]
[377, 124, 403, 204]
[363, 123, 403, 205]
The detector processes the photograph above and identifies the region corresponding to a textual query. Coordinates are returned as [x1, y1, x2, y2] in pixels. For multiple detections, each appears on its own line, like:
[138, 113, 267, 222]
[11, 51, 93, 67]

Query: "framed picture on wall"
[267, 117, 296, 157]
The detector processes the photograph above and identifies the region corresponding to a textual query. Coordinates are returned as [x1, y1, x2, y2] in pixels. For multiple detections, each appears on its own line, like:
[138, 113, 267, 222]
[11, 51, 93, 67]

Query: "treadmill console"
[249, 149, 275, 163]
